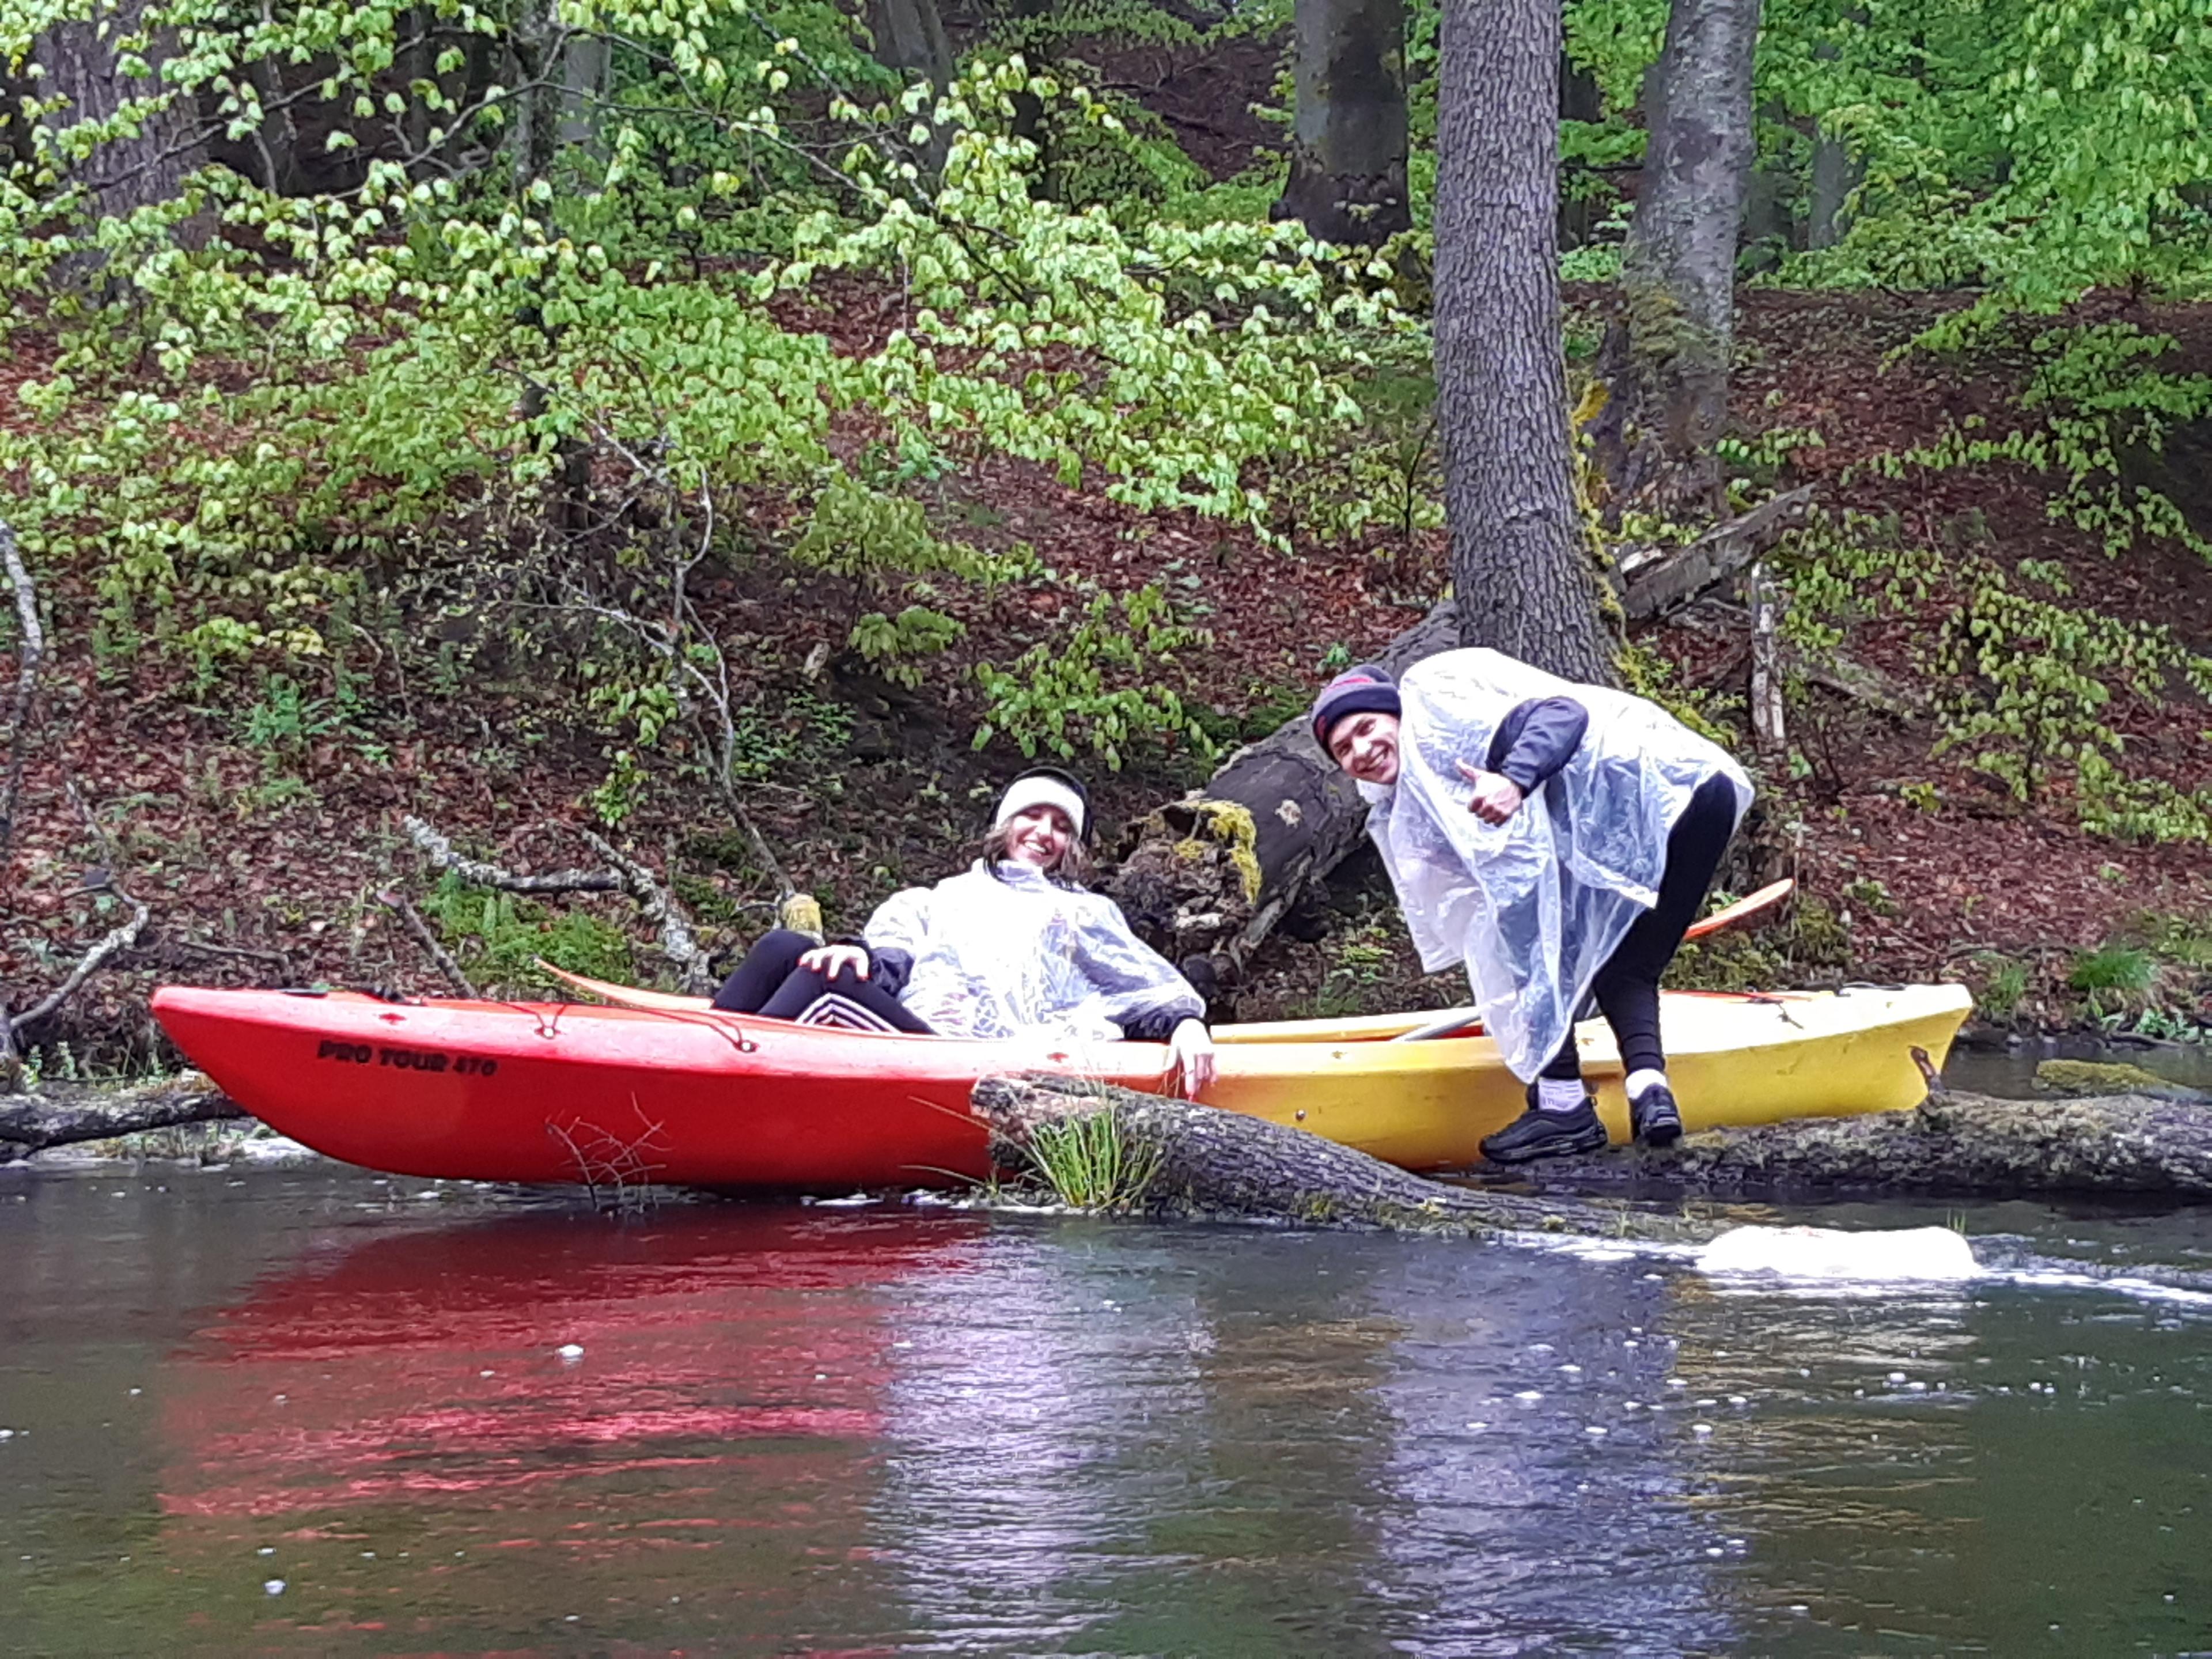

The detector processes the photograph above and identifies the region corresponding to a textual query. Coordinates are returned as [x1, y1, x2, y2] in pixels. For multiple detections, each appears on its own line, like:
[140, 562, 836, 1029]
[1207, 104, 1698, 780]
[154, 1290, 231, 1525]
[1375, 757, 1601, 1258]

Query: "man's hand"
[798, 943, 870, 980]
[1456, 761, 1526, 824]
[1165, 1017, 1217, 1097]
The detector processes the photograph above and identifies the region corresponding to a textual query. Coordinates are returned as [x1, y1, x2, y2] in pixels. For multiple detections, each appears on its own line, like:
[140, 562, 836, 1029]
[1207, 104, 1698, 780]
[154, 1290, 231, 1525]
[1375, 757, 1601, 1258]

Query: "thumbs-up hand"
[1456, 761, 1525, 825]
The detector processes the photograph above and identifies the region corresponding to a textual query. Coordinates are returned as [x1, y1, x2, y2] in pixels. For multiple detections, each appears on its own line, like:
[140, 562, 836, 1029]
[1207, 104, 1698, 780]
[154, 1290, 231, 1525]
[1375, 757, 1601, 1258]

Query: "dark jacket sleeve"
[1115, 1007, 1190, 1043]
[835, 935, 914, 1000]
[1484, 697, 1589, 793]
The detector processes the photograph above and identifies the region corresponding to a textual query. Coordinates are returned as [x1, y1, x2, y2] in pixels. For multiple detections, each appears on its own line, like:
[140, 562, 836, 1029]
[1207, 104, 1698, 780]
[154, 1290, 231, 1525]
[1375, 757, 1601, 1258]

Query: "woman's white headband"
[994, 777, 1088, 839]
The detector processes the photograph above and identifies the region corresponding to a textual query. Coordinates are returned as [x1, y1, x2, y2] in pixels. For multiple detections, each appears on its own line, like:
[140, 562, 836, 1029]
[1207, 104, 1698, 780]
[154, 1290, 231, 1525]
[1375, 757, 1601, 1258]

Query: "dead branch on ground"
[0, 1073, 249, 1160]
[1, 791, 154, 1090]
[378, 888, 479, 997]
[402, 813, 715, 993]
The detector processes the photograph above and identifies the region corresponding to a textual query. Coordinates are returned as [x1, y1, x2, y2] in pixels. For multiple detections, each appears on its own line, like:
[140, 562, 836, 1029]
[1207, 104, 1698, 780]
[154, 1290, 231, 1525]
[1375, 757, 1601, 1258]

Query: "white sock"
[1626, 1069, 1669, 1103]
[1536, 1078, 1588, 1114]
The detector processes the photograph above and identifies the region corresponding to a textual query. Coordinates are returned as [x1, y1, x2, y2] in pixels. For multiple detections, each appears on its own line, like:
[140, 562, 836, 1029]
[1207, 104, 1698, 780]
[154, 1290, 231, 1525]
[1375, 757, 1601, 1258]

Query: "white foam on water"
[1695, 1224, 1979, 1283]
[1994, 1267, 2212, 1310]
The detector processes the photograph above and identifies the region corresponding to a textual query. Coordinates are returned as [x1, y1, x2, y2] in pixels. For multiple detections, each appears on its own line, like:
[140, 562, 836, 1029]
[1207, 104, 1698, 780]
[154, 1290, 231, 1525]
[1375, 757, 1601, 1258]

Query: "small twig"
[377, 889, 478, 998]
[403, 815, 622, 893]
[1, 519, 43, 869]
[168, 937, 295, 970]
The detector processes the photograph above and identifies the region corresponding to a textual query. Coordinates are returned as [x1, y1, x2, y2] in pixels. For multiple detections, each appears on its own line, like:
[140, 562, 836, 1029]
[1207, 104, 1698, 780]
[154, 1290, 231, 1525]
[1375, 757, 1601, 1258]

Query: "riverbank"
[3, 290, 2208, 1073]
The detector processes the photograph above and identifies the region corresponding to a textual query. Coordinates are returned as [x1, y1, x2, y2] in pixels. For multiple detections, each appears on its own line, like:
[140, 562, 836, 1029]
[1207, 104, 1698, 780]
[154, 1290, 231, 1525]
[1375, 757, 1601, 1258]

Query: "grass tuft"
[1021, 1109, 1161, 1212]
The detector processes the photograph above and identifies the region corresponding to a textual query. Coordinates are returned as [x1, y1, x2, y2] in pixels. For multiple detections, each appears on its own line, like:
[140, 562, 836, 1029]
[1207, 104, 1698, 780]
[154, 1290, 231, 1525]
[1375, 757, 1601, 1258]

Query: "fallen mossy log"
[1104, 600, 1463, 1002]
[1474, 1087, 2212, 1199]
[971, 1074, 1716, 1241]
[0, 1073, 248, 1158]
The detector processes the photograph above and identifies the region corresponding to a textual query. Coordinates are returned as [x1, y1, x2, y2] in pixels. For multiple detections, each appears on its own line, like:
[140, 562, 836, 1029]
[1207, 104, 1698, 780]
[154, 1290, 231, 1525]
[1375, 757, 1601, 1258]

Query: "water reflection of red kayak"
[155, 1205, 976, 1637]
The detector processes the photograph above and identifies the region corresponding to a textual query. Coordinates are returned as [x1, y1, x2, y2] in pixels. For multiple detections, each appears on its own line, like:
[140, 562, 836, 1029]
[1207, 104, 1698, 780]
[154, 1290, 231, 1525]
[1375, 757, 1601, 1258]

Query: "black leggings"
[1540, 772, 1741, 1083]
[710, 929, 933, 1032]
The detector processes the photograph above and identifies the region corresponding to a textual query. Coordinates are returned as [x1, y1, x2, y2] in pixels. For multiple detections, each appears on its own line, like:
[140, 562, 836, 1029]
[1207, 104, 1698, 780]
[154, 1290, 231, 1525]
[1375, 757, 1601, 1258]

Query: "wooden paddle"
[1385, 877, 1797, 1043]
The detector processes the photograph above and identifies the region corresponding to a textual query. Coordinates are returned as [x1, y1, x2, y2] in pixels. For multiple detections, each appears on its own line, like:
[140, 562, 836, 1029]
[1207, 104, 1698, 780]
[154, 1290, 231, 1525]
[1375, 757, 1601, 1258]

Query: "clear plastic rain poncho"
[1364, 649, 1752, 1080]
[863, 861, 1205, 1042]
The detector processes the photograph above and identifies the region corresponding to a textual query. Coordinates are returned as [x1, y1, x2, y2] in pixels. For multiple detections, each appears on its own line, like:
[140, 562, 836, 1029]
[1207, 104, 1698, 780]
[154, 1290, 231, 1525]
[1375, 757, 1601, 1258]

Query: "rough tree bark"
[0, 1075, 247, 1161]
[972, 1074, 1707, 1238]
[33, 0, 206, 249]
[1806, 125, 1860, 250]
[1590, 0, 1762, 518]
[1272, 0, 1411, 246]
[1483, 1085, 2212, 1198]
[1433, 0, 1619, 685]
[866, 0, 957, 173]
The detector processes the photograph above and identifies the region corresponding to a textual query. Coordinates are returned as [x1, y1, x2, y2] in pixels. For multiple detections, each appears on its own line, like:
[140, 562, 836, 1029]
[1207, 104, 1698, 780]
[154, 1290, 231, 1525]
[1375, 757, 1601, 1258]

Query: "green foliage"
[850, 604, 966, 688]
[974, 584, 1217, 770]
[419, 874, 637, 990]
[2068, 942, 2161, 1024]
[1777, 509, 2212, 842]
[1019, 1105, 1161, 1210]
[1971, 952, 2032, 1023]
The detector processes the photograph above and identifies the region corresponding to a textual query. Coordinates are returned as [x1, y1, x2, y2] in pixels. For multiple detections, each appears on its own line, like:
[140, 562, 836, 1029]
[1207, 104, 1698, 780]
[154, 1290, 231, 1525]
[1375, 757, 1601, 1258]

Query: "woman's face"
[1003, 803, 1076, 868]
[1327, 711, 1401, 786]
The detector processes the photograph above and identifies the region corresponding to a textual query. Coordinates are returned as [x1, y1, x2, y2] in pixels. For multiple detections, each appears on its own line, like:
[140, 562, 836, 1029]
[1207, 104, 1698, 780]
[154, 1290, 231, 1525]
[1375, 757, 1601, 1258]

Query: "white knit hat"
[993, 768, 1090, 841]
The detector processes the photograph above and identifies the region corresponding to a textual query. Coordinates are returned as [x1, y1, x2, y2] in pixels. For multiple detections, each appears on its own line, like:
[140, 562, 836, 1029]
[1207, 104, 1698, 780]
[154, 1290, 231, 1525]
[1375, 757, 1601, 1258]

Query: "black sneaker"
[1630, 1082, 1683, 1148]
[1480, 1098, 1609, 1164]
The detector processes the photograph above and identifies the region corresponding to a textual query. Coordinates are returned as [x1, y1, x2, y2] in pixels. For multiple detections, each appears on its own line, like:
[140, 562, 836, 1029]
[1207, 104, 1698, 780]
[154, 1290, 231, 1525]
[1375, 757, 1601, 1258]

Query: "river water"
[9, 1036, 2212, 1656]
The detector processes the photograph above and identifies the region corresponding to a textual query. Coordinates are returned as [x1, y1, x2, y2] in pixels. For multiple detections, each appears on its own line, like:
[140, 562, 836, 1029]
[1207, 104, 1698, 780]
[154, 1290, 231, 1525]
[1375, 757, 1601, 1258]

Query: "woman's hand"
[798, 942, 870, 980]
[1456, 762, 1526, 824]
[1165, 1017, 1217, 1097]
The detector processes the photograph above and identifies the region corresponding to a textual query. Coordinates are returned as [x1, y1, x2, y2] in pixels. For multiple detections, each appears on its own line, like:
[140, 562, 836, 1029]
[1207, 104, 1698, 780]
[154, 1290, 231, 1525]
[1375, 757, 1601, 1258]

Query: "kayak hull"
[150, 983, 1972, 1190]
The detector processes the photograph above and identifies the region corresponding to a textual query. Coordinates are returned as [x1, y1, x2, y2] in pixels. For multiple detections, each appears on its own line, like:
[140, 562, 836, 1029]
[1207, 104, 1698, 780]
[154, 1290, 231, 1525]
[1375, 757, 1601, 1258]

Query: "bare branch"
[378, 888, 478, 998]
[577, 830, 715, 993]
[403, 814, 622, 892]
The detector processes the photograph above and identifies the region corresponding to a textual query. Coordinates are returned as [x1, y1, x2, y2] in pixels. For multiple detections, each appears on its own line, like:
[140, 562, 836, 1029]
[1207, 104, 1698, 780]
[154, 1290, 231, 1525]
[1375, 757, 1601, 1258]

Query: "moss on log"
[2035, 1058, 2209, 1104]
[0, 1073, 248, 1158]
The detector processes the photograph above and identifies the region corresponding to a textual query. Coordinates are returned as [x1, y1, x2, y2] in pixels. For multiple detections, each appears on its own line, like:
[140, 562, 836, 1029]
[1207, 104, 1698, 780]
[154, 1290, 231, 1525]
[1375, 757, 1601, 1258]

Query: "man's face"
[1327, 710, 1401, 786]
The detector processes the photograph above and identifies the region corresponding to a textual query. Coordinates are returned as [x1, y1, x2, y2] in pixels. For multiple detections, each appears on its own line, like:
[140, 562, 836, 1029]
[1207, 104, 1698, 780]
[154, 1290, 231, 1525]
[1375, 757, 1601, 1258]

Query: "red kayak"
[150, 984, 1161, 1188]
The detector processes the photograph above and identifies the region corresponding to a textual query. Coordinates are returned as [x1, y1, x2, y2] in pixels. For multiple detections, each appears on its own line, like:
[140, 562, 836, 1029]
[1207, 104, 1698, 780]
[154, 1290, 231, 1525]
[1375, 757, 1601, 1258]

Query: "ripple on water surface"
[0, 1163, 2207, 1656]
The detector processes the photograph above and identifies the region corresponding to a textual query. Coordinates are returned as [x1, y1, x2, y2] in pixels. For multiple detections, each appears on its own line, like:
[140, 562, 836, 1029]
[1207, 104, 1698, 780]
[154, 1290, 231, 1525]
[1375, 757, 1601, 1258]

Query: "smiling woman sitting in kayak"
[1312, 652, 1751, 1164]
[710, 767, 1218, 1093]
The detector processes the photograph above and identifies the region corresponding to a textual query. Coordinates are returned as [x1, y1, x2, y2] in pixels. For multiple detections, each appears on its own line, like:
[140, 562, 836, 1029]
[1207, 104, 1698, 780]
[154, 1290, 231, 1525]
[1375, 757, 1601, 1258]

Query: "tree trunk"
[866, 0, 957, 174]
[1271, 0, 1411, 246]
[33, 0, 204, 244]
[507, 0, 564, 193]
[1557, 52, 1604, 248]
[1433, 0, 1619, 684]
[1590, 0, 1762, 519]
[1103, 601, 1462, 1003]
[559, 32, 610, 156]
[1806, 125, 1859, 249]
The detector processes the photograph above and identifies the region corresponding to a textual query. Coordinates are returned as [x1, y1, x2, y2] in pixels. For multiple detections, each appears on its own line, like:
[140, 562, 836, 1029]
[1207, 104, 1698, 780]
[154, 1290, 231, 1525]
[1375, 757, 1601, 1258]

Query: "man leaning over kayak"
[711, 767, 1218, 1096]
[1311, 650, 1752, 1165]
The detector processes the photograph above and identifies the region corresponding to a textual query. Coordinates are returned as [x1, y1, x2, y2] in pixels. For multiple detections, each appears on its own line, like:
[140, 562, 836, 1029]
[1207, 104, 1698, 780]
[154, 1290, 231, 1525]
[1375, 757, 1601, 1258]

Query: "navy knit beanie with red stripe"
[1310, 664, 1400, 749]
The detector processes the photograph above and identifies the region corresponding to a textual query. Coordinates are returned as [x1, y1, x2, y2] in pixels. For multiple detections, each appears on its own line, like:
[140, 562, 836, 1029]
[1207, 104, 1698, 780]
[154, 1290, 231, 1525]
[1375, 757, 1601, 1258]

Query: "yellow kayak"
[539, 966, 1972, 1173]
